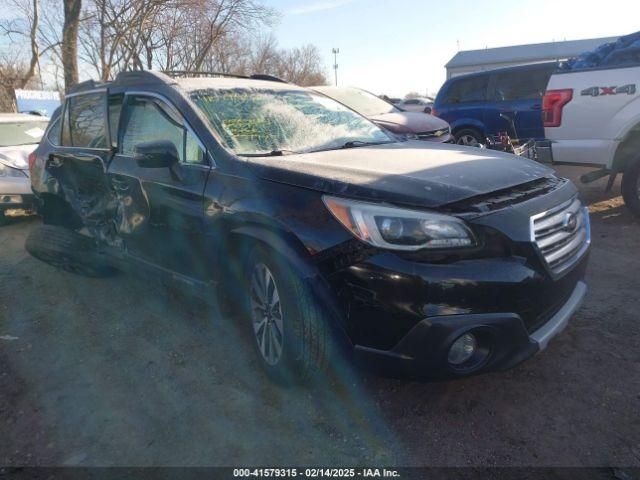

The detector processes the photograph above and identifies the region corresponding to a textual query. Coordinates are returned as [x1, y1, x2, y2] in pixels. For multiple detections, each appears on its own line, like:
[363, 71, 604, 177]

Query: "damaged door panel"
[48, 90, 122, 247]
[47, 151, 120, 246]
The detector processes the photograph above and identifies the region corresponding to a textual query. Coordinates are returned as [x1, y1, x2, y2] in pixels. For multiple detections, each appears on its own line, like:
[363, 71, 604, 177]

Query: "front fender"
[228, 224, 353, 348]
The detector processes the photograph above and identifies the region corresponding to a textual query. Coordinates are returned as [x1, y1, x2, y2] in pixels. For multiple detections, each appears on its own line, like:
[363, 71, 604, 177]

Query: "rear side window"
[62, 93, 107, 149]
[442, 76, 488, 104]
[47, 118, 61, 146]
[492, 68, 554, 101]
[120, 96, 205, 164]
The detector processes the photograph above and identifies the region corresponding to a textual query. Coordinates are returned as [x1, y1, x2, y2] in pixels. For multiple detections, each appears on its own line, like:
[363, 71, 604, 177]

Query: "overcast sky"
[269, 0, 640, 96]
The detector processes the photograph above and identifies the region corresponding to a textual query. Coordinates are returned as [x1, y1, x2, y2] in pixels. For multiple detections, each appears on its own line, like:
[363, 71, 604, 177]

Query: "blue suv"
[433, 63, 557, 146]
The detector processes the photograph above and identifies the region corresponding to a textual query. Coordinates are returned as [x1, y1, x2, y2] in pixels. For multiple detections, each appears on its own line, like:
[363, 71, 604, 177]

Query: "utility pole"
[332, 48, 339, 86]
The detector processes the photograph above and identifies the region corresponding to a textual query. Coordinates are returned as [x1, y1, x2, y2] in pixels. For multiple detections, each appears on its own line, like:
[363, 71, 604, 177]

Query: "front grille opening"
[447, 176, 567, 213]
[532, 198, 589, 274]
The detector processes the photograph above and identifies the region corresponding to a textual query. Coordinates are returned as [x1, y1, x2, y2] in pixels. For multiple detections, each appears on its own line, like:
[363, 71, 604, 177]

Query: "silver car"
[0, 113, 50, 223]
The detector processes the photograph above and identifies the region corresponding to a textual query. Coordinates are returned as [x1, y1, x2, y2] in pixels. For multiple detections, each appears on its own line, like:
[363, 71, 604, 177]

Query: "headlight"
[0, 162, 27, 178]
[323, 195, 476, 251]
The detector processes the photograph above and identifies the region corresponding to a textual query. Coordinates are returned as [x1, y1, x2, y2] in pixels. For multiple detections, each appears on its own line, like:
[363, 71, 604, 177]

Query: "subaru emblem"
[563, 212, 578, 232]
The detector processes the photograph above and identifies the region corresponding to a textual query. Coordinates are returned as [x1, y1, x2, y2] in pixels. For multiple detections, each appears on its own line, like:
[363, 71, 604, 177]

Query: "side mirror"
[134, 140, 179, 169]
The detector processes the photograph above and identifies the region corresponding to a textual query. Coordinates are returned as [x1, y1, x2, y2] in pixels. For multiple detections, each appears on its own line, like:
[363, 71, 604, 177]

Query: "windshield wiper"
[237, 149, 299, 157]
[310, 140, 394, 153]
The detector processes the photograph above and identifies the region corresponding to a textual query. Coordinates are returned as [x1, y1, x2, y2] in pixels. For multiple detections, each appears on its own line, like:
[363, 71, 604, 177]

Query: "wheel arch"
[228, 224, 317, 279]
[450, 119, 486, 137]
[224, 224, 353, 348]
[613, 122, 640, 173]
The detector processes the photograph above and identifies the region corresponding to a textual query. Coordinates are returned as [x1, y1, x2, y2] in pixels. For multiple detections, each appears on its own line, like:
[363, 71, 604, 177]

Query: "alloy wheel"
[249, 263, 284, 366]
[457, 134, 481, 147]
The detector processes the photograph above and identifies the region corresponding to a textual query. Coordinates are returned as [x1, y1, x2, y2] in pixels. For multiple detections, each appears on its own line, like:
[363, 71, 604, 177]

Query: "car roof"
[0, 113, 50, 123]
[175, 76, 305, 93]
[310, 86, 357, 93]
[67, 70, 299, 95]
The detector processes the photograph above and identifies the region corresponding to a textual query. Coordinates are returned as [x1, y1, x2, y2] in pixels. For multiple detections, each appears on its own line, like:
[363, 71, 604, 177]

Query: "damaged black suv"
[29, 71, 590, 382]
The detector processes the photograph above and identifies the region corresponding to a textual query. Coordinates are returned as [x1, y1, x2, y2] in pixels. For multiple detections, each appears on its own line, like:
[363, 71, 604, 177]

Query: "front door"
[107, 93, 212, 280]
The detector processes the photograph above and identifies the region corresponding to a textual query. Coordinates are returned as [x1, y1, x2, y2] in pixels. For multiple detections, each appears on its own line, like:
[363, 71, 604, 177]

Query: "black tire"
[243, 245, 331, 383]
[622, 159, 640, 217]
[454, 128, 485, 147]
[25, 225, 117, 277]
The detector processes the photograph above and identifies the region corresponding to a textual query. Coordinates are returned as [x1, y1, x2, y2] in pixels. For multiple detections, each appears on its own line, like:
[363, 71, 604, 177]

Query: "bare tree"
[0, 0, 41, 90]
[62, 0, 82, 89]
[276, 44, 328, 86]
[0, 0, 327, 101]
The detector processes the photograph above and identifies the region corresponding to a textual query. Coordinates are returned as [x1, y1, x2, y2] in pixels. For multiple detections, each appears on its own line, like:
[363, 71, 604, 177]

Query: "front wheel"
[621, 159, 640, 217]
[244, 245, 331, 383]
[454, 128, 484, 147]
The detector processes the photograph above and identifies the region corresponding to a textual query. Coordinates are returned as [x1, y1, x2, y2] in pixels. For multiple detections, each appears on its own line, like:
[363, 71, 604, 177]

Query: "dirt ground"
[1, 165, 639, 469]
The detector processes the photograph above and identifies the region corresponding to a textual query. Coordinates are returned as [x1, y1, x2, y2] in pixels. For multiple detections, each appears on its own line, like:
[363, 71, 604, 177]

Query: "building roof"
[446, 36, 620, 68]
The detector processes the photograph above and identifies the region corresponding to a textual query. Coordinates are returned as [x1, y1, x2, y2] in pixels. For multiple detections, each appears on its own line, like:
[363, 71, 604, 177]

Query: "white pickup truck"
[541, 64, 640, 216]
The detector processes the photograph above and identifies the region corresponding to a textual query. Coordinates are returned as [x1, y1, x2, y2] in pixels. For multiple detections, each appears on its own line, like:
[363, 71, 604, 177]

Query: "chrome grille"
[416, 127, 449, 139]
[531, 198, 590, 275]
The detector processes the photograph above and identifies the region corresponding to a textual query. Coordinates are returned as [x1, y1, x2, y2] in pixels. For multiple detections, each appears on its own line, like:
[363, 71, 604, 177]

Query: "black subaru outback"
[28, 71, 590, 382]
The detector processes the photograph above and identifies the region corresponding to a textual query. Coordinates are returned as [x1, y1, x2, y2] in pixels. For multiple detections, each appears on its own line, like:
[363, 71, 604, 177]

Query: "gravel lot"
[1, 165, 639, 468]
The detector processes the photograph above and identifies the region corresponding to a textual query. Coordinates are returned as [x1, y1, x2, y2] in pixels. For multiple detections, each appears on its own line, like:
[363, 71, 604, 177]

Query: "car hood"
[369, 112, 449, 134]
[245, 141, 553, 209]
[0, 144, 37, 170]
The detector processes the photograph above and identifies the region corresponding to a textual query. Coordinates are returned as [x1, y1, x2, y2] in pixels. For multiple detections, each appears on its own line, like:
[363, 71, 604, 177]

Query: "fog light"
[448, 333, 477, 365]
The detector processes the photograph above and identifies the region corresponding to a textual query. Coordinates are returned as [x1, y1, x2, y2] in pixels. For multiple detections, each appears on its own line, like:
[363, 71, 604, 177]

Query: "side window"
[492, 69, 553, 101]
[443, 76, 488, 104]
[63, 93, 107, 148]
[47, 117, 61, 146]
[404, 99, 418, 105]
[120, 96, 205, 164]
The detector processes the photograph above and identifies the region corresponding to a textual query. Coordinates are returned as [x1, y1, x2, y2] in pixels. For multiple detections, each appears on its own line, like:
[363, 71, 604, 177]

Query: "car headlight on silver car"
[0, 161, 27, 178]
[323, 195, 476, 251]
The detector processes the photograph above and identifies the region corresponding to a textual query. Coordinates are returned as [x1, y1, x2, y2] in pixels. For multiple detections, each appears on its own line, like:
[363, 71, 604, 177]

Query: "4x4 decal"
[581, 84, 636, 97]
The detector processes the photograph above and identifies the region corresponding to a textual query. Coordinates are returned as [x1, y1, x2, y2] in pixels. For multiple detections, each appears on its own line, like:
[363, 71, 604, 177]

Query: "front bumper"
[353, 279, 587, 379]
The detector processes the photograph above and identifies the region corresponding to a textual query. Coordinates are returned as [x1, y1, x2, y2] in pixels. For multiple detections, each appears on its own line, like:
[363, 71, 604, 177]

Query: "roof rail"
[67, 79, 108, 94]
[66, 70, 291, 95]
[115, 70, 175, 86]
[162, 70, 249, 79]
[163, 70, 289, 83]
[249, 74, 288, 83]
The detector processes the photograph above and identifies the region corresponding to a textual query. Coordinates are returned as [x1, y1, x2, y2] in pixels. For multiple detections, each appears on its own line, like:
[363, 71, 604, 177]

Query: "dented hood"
[246, 141, 553, 208]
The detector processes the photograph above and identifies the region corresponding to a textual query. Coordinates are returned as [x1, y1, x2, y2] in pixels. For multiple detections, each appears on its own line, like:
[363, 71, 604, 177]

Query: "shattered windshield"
[0, 121, 49, 147]
[190, 88, 391, 156]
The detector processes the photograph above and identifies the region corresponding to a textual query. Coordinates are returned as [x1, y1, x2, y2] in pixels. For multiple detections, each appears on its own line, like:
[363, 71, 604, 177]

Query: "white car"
[0, 113, 50, 223]
[398, 97, 434, 113]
